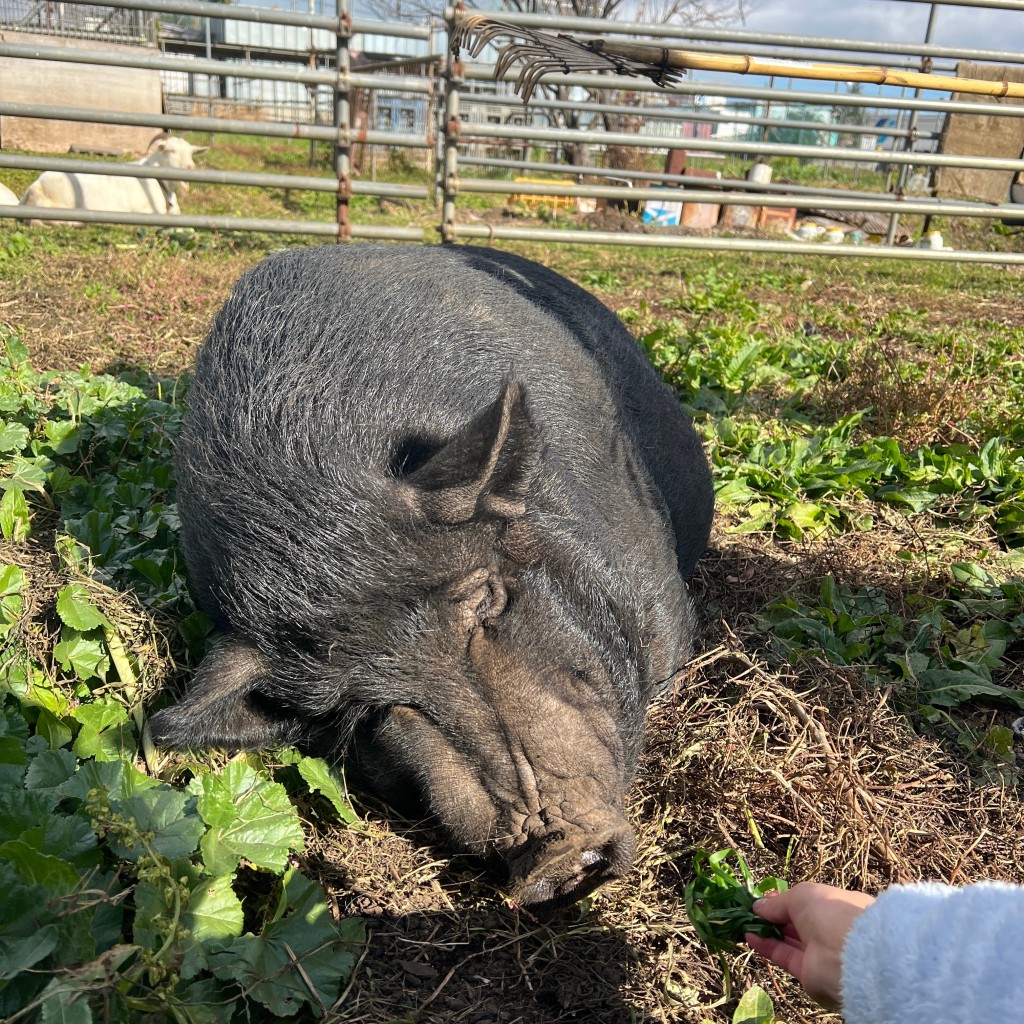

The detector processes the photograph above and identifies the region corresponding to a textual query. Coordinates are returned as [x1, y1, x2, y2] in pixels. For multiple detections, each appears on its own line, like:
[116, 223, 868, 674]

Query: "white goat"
[0, 182, 18, 206]
[20, 135, 208, 222]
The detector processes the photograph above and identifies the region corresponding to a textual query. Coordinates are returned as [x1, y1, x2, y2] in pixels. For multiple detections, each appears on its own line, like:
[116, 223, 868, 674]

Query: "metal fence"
[0, 0, 154, 44]
[1, 0, 1023, 263]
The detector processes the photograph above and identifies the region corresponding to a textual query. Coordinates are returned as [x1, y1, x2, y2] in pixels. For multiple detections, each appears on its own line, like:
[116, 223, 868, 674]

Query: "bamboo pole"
[451, 15, 1024, 103]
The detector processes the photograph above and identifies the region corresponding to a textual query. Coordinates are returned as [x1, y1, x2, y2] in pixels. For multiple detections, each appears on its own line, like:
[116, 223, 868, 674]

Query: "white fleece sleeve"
[839, 879, 1024, 1024]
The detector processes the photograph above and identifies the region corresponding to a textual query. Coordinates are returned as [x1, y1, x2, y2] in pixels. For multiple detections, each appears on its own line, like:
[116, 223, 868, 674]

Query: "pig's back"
[184, 244, 711, 577]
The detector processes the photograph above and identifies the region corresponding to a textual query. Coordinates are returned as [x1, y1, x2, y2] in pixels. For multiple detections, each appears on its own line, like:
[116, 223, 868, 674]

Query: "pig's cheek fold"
[387, 707, 498, 849]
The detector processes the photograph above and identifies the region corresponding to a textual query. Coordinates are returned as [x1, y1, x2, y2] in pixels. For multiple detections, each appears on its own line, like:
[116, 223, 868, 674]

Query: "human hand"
[744, 882, 876, 1007]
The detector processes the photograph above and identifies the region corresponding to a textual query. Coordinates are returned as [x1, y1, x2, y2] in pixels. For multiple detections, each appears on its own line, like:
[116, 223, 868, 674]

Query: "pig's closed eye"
[450, 570, 509, 632]
[476, 578, 508, 624]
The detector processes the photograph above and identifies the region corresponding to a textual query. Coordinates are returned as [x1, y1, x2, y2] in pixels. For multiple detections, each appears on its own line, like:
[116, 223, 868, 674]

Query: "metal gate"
[1, 0, 1023, 264]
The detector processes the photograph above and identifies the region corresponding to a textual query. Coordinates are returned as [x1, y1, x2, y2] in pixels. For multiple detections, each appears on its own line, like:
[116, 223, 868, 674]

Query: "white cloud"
[741, 2, 1024, 55]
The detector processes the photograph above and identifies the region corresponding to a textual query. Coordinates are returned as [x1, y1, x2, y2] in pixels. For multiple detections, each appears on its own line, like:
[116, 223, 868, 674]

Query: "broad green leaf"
[5, 455, 51, 494]
[18, 815, 98, 865]
[950, 562, 995, 587]
[918, 668, 1024, 710]
[55, 632, 110, 685]
[207, 873, 362, 1017]
[186, 875, 244, 943]
[61, 510, 115, 564]
[6, 667, 72, 718]
[41, 419, 81, 456]
[0, 421, 29, 454]
[177, 609, 214, 660]
[297, 756, 359, 824]
[71, 698, 130, 760]
[1, 334, 29, 366]
[0, 563, 26, 598]
[172, 978, 237, 1024]
[0, 789, 58, 841]
[71, 699, 129, 734]
[0, 701, 30, 741]
[58, 757, 158, 804]
[25, 749, 78, 791]
[715, 479, 756, 505]
[733, 985, 774, 1024]
[39, 979, 94, 1024]
[131, 877, 170, 951]
[191, 763, 305, 874]
[0, 925, 58, 980]
[982, 725, 1016, 760]
[0, 486, 30, 542]
[56, 586, 111, 632]
[0, 736, 27, 771]
[88, 885, 127, 956]
[781, 501, 831, 536]
[113, 789, 204, 862]
[196, 828, 233, 878]
[0, 840, 80, 888]
[34, 709, 74, 751]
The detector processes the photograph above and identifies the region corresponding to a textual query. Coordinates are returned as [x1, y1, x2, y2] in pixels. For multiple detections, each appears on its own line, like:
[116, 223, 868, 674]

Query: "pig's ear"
[148, 637, 304, 750]
[402, 377, 539, 524]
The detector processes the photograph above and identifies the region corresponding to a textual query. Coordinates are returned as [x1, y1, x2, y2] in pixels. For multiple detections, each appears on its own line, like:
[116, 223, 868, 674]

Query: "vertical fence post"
[307, 0, 317, 169]
[427, 14, 441, 208]
[885, 2, 939, 246]
[335, 0, 352, 241]
[441, 6, 463, 242]
[204, 14, 214, 145]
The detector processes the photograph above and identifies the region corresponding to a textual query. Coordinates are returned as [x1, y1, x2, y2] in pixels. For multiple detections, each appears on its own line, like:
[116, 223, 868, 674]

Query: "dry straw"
[451, 15, 1024, 103]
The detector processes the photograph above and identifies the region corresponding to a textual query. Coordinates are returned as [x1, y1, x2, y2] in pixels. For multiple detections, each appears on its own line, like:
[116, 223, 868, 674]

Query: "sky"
[739, 1, 1024, 56]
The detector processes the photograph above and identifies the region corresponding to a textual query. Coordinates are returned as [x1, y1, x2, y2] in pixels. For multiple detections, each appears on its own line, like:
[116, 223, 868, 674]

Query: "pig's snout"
[508, 825, 637, 908]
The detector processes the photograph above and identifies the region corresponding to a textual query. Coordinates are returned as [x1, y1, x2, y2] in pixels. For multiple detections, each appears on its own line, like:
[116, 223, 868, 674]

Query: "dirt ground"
[4, 235, 1023, 1024]
[292, 529, 1023, 1024]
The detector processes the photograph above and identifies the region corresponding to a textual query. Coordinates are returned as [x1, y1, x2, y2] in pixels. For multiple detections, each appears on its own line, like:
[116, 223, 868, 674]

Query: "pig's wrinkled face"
[349, 556, 640, 907]
[152, 377, 661, 908]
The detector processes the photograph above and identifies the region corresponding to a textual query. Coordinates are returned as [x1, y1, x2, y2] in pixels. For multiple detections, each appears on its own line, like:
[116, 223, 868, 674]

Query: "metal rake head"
[450, 16, 685, 102]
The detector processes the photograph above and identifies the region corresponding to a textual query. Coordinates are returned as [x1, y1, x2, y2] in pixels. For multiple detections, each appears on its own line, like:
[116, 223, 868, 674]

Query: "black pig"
[151, 244, 714, 907]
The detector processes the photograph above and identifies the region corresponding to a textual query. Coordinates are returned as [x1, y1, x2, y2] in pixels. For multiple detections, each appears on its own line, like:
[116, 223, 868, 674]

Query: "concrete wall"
[0, 31, 163, 155]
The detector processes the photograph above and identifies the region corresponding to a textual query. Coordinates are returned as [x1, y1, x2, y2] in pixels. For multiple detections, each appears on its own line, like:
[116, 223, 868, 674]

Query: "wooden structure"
[935, 63, 1024, 204]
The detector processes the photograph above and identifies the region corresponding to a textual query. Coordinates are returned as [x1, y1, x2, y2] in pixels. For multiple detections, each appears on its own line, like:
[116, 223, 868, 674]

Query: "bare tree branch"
[364, 0, 753, 28]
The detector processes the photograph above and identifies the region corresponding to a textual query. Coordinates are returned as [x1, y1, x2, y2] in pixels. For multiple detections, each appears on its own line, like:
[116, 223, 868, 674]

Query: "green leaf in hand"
[684, 848, 788, 955]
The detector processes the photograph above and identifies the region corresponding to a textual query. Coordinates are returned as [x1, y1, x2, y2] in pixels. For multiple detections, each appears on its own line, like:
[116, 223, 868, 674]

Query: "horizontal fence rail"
[61, 0, 432, 37]
[0, 105, 433, 152]
[460, 63, 1024, 119]
[449, 223, 1024, 264]
[2, 205, 426, 238]
[0, 101, 345, 142]
[0, 153, 429, 196]
[452, 177, 1024, 219]
[0, 0, 1022, 259]
[467, 93, 941, 140]
[455, 122, 1024, 173]
[0, 38, 438, 91]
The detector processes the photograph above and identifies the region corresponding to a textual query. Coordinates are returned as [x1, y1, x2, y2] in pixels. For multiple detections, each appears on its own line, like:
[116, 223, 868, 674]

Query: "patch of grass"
[762, 568, 1024, 745]
[0, 330, 365, 1022]
[1, 213, 1022, 1024]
